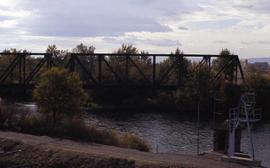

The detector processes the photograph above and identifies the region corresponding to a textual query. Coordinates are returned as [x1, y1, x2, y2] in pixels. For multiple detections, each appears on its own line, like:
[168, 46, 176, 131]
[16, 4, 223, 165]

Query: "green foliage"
[33, 67, 87, 122]
[212, 49, 235, 81]
[246, 73, 270, 120]
[218, 82, 243, 114]
[175, 87, 194, 110]
[0, 104, 149, 151]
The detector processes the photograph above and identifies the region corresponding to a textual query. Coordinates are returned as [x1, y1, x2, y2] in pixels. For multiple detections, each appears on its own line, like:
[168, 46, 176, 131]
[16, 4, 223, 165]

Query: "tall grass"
[0, 103, 150, 152]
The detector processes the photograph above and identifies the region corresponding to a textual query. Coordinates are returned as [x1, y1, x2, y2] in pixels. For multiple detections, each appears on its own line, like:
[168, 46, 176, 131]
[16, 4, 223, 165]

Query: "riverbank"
[0, 131, 248, 168]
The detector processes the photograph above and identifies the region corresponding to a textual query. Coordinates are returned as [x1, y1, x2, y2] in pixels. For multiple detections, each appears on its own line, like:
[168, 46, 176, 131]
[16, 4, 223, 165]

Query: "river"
[86, 111, 270, 167]
[20, 103, 270, 167]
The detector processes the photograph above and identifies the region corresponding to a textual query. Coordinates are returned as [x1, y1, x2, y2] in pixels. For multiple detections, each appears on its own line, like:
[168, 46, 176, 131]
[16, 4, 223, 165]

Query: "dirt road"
[0, 131, 247, 168]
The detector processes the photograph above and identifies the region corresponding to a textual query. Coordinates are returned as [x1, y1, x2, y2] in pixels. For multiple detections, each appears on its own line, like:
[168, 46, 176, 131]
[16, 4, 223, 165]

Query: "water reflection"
[86, 112, 213, 154]
[86, 112, 270, 167]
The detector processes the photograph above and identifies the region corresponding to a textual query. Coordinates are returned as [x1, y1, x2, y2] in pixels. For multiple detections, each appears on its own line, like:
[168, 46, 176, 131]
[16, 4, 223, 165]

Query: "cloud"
[188, 19, 241, 30]
[0, 0, 270, 58]
[12, 0, 196, 37]
[1, 0, 207, 37]
[103, 36, 181, 47]
[213, 40, 229, 44]
[178, 26, 189, 31]
[241, 40, 270, 45]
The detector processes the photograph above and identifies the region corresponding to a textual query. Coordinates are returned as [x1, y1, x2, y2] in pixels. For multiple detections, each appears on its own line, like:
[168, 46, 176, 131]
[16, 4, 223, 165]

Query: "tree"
[169, 48, 184, 63]
[72, 43, 95, 54]
[213, 49, 235, 81]
[108, 44, 139, 78]
[140, 50, 151, 65]
[33, 67, 87, 123]
[46, 44, 60, 56]
[116, 44, 138, 54]
[158, 48, 189, 85]
[72, 43, 96, 73]
[46, 44, 68, 67]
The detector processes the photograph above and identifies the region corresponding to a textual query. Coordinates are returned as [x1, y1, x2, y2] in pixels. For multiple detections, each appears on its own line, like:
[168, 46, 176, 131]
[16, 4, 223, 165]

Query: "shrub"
[0, 104, 9, 128]
[120, 133, 150, 152]
[62, 117, 149, 151]
[18, 113, 49, 134]
[33, 67, 87, 123]
[246, 73, 270, 120]
[0, 104, 23, 129]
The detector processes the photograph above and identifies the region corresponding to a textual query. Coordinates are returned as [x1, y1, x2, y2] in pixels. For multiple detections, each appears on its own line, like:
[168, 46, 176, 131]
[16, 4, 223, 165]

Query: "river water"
[86, 112, 270, 167]
[19, 103, 270, 167]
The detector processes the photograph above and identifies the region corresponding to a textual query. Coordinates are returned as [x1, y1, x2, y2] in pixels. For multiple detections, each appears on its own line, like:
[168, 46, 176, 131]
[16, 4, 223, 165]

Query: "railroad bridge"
[0, 53, 245, 90]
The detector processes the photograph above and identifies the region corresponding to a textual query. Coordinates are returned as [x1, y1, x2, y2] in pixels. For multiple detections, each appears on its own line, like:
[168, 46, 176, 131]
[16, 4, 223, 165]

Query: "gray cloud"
[213, 40, 229, 44]
[233, 4, 254, 9]
[241, 40, 270, 45]
[233, 0, 270, 14]
[103, 36, 181, 47]
[6, 0, 256, 37]
[11, 0, 202, 37]
[178, 26, 189, 31]
[21, 15, 171, 37]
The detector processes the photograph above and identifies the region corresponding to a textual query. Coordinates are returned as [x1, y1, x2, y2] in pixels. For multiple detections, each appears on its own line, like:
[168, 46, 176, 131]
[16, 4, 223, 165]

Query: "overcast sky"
[0, 0, 270, 58]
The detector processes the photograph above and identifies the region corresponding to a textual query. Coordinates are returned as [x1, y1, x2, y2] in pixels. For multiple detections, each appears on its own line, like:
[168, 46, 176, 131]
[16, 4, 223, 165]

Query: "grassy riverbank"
[0, 103, 149, 152]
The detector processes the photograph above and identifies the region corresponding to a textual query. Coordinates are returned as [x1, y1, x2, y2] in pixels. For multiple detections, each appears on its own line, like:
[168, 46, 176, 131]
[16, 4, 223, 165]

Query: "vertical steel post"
[208, 56, 211, 75]
[235, 59, 238, 84]
[178, 55, 183, 86]
[125, 54, 129, 82]
[19, 54, 22, 83]
[23, 54, 26, 84]
[197, 101, 200, 155]
[98, 55, 102, 84]
[46, 53, 52, 69]
[153, 55, 156, 86]
[70, 54, 75, 72]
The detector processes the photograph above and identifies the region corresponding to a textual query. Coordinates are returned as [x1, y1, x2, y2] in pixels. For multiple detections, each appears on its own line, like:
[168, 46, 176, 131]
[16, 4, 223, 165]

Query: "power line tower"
[228, 92, 261, 160]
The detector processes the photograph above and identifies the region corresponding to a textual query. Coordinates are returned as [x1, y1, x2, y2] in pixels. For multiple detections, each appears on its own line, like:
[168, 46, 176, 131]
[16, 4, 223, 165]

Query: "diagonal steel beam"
[24, 57, 48, 84]
[0, 55, 21, 82]
[73, 55, 97, 84]
[102, 57, 123, 83]
[128, 56, 151, 84]
[157, 58, 178, 85]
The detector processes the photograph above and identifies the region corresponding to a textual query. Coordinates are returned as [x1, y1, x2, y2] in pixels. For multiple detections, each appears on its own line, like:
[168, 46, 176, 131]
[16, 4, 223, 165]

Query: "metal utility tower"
[228, 92, 261, 160]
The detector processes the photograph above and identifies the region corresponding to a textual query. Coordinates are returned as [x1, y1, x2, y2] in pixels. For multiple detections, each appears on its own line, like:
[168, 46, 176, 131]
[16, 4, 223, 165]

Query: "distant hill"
[247, 57, 270, 64]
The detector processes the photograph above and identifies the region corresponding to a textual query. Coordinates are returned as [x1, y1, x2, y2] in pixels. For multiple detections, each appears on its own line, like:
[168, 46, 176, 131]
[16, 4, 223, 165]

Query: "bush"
[0, 106, 150, 152]
[246, 74, 270, 120]
[120, 133, 150, 152]
[0, 104, 10, 128]
[33, 67, 87, 123]
[18, 113, 49, 134]
[0, 104, 26, 129]
[46, 117, 150, 151]
[63, 117, 149, 151]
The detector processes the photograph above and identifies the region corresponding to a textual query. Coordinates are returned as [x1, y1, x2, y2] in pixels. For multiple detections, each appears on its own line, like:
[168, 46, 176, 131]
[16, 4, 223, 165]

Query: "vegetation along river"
[21, 103, 270, 167]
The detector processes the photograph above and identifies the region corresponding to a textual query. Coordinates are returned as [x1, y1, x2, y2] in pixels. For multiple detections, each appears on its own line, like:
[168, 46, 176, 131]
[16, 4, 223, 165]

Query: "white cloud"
[0, 0, 269, 58]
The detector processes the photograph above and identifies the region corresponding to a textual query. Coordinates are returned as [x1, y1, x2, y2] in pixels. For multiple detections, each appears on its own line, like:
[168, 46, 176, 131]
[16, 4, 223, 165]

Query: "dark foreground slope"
[0, 131, 247, 168]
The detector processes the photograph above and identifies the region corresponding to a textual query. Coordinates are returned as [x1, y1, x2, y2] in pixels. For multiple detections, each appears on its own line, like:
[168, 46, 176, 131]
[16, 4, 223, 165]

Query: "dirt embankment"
[0, 131, 247, 168]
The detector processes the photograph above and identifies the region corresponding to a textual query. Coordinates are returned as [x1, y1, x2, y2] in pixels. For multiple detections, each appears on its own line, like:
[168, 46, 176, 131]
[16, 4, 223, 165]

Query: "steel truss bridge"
[0, 53, 245, 90]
